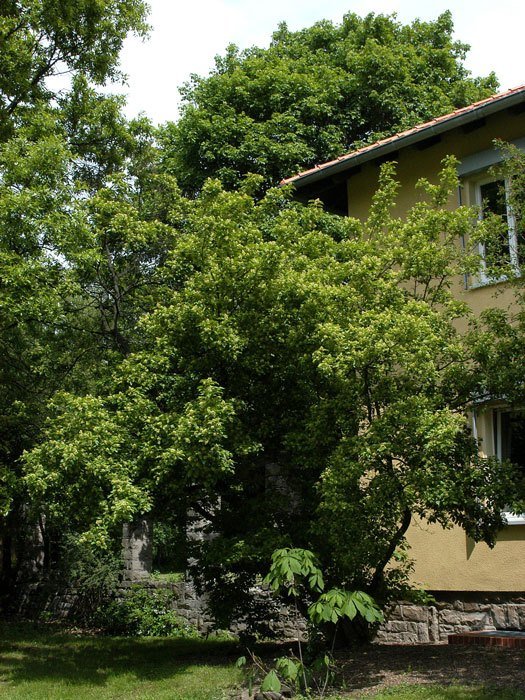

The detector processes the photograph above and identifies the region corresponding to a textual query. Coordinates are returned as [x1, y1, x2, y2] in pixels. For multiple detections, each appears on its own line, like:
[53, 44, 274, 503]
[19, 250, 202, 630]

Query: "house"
[283, 85, 525, 642]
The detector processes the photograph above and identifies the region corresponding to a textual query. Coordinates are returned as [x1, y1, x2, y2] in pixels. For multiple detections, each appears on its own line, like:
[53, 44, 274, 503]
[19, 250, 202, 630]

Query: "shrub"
[59, 535, 121, 625]
[97, 584, 200, 638]
[238, 548, 383, 697]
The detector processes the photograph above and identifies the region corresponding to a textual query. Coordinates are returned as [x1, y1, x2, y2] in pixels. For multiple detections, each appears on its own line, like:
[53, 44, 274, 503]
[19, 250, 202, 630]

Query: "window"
[493, 409, 525, 525]
[475, 176, 524, 284]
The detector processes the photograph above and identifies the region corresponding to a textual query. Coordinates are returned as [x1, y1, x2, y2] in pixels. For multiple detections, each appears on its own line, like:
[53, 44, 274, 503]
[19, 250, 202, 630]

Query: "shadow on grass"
[335, 644, 525, 697]
[0, 622, 240, 687]
[3, 625, 524, 699]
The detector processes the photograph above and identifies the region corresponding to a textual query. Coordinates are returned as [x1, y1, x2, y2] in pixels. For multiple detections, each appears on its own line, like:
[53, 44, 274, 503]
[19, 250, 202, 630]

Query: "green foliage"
[260, 668, 282, 692]
[1, 2, 519, 641]
[22, 159, 525, 627]
[264, 548, 324, 596]
[0, 75, 174, 563]
[98, 584, 200, 638]
[496, 141, 525, 229]
[257, 548, 382, 695]
[152, 520, 187, 574]
[264, 548, 383, 631]
[0, 0, 157, 585]
[162, 11, 497, 193]
[0, 0, 148, 138]
[309, 589, 383, 626]
[1, 0, 517, 646]
[468, 144, 525, 400]
[57, 536, 122, 625]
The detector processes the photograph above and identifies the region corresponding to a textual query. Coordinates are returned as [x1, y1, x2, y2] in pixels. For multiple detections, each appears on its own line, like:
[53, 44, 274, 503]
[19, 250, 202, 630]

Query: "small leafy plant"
[238, 547, 383, 697]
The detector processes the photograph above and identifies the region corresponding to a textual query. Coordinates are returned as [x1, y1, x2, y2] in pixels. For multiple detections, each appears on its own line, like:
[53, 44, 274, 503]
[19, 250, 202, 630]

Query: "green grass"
[2, 626, 524, 700]
[327, 686, 525, 700]
[149, 571, 185, 584]
[0, 623, 241, 699]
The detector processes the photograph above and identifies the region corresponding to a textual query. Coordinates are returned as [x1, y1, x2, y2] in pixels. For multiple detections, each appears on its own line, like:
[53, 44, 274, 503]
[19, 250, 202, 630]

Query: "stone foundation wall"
[14, 580, 79, 620]
[376, 593, 525, 643]
[157, 580, 307, 640]
[17, 572, 524, 645]
[14, 576, 306, 641]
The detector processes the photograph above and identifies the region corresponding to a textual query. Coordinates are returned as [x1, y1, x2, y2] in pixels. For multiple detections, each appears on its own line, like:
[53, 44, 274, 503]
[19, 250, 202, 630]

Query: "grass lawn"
[0, 623, 241, 699]
[1, 625, 524, 700]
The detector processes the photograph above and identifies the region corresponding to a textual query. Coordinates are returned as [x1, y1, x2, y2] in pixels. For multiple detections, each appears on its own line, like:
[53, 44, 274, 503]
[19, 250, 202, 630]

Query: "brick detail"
[449, 632, 525, 649]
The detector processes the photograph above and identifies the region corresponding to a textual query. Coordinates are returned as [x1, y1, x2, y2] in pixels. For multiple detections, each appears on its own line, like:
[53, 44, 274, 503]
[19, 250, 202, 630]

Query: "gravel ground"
[335, 643, 525, 696]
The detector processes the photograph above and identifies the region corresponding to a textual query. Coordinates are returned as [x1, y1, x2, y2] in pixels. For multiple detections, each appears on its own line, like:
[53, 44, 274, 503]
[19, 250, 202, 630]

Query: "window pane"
[500, 411, 525, 472]
[480, 180, 510, 264]
[480, 180, 507, 217]
[516, 210, 525, 266]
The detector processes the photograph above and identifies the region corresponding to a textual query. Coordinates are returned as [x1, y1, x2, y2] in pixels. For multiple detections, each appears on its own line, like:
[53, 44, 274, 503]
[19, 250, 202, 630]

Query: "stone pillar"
[18, 514, 46, 578]
[122, 518, 153, 581]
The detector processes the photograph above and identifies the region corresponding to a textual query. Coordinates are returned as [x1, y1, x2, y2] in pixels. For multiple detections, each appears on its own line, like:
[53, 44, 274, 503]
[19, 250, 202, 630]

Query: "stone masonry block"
[491, 605, 508, 628]
[417, 625, 430, 643]
[386, 604, 403, 618]
[463, 602, 491, 612]
[400, 605, 428, 622]
[507, 605, 520, 629]
[387, 621, 420, 634]
[517, 606, 525, 628]
[438, 610, 464, 625]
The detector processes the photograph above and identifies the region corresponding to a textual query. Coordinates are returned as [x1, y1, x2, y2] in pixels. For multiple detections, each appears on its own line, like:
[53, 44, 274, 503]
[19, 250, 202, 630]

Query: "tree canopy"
[23, 162, 525, 628]
[1, 4, 524, 637]
[160, 11, 497, 194]
[0, 0, 148, 138]
[0, 0, 156, 576]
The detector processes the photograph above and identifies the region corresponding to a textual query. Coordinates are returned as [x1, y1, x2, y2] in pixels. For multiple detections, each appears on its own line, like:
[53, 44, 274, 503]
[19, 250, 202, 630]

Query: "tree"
[0, 0, 159, 583]
[0, 102, 180, 581]
[160, 11, 497, 194]
[5, 5, 522, 639]
[23, 162, 524, 631]
[0, 0, 148, 138]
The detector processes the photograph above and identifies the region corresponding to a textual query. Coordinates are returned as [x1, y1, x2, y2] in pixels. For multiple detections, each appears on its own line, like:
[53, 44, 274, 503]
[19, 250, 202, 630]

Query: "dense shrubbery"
[97, 585, 199, 638]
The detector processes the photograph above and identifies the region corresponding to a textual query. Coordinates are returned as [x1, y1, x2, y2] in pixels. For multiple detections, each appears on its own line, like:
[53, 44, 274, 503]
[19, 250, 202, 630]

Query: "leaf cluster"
[0, 0, 148, 137]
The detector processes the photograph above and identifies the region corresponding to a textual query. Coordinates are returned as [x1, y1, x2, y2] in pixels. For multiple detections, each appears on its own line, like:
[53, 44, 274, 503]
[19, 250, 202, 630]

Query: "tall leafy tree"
[5, 5, 522, 638]
[161, 11, 497, 194]
[0, 0, 153, 581]
[0, 106, 179, 580]
[23, 163, 524, 631]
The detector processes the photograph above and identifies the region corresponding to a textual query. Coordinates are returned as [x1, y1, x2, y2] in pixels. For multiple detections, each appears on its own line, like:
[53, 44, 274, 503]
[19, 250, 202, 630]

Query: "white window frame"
[474, 175, 521, 286]
[492, 408, 525, 525]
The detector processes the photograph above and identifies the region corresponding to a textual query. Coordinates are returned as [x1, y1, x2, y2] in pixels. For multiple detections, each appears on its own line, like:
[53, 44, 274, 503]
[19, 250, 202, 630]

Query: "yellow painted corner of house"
[407, 516, 525, 592]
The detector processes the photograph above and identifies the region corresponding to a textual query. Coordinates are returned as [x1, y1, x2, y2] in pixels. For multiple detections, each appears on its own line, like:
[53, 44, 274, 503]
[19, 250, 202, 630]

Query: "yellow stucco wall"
[345, 108, 525, 591]
[409, 518, 525, 591]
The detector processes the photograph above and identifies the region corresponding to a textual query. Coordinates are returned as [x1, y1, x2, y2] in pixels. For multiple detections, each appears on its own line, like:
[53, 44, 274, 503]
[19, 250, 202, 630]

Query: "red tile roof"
[281, 84, 525, 186]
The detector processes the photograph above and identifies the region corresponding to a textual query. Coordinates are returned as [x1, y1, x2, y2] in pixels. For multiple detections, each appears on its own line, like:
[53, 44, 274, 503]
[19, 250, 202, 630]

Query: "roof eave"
[288, 90, 525, 190]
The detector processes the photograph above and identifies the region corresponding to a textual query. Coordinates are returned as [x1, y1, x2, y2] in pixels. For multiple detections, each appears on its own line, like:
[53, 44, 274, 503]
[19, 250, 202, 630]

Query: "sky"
[111, 0, 525, 124]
